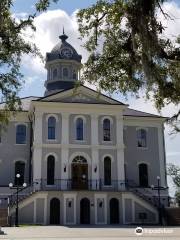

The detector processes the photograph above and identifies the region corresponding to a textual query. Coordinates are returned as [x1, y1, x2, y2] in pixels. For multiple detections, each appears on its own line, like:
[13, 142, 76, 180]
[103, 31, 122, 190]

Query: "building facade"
[0, 32, 168, 225]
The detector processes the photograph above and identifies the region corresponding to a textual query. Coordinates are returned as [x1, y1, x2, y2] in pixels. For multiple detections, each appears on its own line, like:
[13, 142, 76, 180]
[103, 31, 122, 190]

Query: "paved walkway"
[0, 226, 180, 240]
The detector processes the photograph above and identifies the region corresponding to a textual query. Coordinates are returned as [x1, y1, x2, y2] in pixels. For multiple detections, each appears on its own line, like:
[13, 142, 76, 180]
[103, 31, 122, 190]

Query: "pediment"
[38, 85, 124, 105]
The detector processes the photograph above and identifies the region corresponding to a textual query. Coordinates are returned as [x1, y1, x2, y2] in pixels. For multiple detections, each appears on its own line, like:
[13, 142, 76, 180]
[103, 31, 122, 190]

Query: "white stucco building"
[0, 32, 169, 226]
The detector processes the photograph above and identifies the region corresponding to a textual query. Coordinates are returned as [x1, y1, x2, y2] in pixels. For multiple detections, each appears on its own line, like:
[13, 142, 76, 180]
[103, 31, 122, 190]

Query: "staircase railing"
[9, 179, 166, 208]
[9, 182, 37, 207]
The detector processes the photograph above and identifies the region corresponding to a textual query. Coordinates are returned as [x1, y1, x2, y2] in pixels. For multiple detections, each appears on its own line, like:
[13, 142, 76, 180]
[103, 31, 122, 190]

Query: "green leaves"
[0, 0, 59, 124]
[77, 0, 180, 131]
[167, 164, 180, 188]
[35, 0, 59, 12]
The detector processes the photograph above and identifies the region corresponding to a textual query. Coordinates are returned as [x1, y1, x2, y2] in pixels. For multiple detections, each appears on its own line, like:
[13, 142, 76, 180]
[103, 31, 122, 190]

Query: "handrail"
[8, 179, 167, 208]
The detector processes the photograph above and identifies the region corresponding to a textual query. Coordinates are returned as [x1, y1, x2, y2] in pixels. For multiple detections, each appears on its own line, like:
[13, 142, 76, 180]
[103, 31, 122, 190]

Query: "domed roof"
[46, 31, 82, 63]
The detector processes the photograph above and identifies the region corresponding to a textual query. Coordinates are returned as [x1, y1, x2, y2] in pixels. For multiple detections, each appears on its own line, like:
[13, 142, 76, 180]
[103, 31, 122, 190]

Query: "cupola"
[44, 29, 82, 96]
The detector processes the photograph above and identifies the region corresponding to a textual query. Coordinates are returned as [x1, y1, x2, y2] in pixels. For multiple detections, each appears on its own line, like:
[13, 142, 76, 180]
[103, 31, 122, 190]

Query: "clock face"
[60, 48, 73, 58]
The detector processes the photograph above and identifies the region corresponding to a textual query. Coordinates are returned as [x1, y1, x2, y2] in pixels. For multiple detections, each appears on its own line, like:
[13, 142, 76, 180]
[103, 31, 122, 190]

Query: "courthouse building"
[0, 32, 169, 225]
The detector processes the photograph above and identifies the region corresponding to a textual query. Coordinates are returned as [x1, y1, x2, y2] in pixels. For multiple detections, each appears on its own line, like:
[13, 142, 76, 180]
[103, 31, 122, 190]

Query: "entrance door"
[110, 198, 119, 224]
[50, 198, 60, 225]
[71, 163, 88, 189]
[80, 198, 90, 224]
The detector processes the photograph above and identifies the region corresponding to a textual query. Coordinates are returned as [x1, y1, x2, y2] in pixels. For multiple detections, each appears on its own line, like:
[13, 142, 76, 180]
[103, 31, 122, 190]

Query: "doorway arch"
[71, 156, 88, 189]
[110, 198, 119, 224]
[50, 198, 60, 224]
[80, 198, 90, 224]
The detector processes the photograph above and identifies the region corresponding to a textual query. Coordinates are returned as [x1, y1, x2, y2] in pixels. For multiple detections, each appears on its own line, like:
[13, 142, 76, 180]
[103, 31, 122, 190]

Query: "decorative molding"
[69, 152, 91, 164]
[45, 113, 59, 122]
[44, 152, 58, 162]
[63, 193, 77, 225]
[94, 193, 107, 224]
[100, 116, 113, 124]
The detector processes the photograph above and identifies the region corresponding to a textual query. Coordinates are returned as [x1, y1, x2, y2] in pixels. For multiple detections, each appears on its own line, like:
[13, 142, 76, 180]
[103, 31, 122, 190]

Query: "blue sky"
[13, 0, 98, 15]
[11, 0, 180, 196]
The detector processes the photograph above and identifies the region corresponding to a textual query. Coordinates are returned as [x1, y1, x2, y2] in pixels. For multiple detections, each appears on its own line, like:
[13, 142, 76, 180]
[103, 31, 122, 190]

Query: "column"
[61, 113, 69, 189]
[91, 114, 99, 189]
[116, 114, 125, 190]
[158, 125, 166, 187]
[33, 112, 43, 189]
[33, 198, 37, 224]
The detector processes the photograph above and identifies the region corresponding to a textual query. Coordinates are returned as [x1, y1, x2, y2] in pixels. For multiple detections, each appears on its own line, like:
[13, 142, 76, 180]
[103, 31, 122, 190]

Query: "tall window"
[63, 68, 68, 77]
[104, 156, 111, 185]
[15, 161, 25, 186]
[48, 117, 56, 140]
[16, 124, 26, 144]
[137, 129, 147, 147]
[103, 118, 111, 141]
[73, 70, 76, 80]
[139, 163, 148, 187]
[53, 69, 57, 79]
[47, 155, 55, 185]
[76, 118, 84, 140]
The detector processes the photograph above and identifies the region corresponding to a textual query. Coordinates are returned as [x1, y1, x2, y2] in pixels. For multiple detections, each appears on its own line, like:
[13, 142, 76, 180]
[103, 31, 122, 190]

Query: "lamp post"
[151, 176, 167, 225]
[9, 174, 27, 227]
[0, 199, 5, 235]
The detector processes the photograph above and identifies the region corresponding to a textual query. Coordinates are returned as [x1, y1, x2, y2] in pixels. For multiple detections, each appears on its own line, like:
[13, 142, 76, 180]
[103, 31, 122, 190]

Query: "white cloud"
[167, 152, 180, 157]
[20, 9, 89, 78]
[15, 8, 91, 90]
[160, 1, 180, 41]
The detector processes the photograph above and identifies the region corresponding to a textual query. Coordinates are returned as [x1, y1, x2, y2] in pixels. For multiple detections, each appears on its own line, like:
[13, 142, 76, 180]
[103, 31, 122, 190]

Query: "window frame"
[103, 156, 112, 186]
[136, 128, 148, 149]
[138, 163, 149, 187]
[14, 161, 25, 186]
[74, 116, 86, 142]
[76, 117, 84, 141]
[52, 68, 58, 80]
[102, 118, 112, 142]
[47, 155, 55, 186]
[47, 116, 56, 140]
[15, 124, 27, 145]
[62, 67, 69, 78]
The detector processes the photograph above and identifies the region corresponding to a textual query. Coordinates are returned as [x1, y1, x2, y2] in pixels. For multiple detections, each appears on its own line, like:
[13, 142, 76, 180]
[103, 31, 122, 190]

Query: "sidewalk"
[0, 226, 180, 240]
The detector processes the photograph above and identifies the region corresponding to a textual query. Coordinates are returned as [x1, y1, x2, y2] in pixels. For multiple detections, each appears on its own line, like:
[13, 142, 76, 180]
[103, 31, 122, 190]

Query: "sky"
[12, 0, 180, 196]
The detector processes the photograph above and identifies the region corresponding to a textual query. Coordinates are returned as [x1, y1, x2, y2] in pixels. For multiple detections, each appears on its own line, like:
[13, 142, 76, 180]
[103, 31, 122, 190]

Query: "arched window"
[73, 70, 77, 80]
[47, 155, 55, 185]
[103, 118, 111, 141]
[16, 124, 26, 144]
[76, 118, 84, 140]
[139, 163, 148, 187]
[104, 156, 111, 185]
[15, 161, 25, 186]
[72, 156, 87, 164]
[137, 129, 147, 147]
[48, 117, 56, 140]
[53, 69, 57, 79]
[63, 68, 68, 78]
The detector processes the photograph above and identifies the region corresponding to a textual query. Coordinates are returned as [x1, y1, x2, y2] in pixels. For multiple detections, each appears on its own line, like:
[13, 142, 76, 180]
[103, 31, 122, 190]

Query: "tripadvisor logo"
[135, 227, 143, 236]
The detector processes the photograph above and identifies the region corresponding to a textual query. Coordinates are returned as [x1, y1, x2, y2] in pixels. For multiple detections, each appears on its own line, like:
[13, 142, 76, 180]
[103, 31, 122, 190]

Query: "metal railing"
[35, 179, 127, 191]
[8, 179, 168, 208]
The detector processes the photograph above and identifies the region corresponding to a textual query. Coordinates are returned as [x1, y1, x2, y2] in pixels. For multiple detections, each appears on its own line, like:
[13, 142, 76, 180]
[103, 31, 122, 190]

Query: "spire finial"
[59, 26, 68, 42]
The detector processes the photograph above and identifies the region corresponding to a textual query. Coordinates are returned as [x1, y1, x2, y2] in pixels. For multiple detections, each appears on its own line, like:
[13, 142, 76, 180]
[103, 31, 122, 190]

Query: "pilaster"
[61, 113, 70, 188]
[33, 111, 43, 183]
[91, 114, 99, 189]
[116, 114, 125, 187]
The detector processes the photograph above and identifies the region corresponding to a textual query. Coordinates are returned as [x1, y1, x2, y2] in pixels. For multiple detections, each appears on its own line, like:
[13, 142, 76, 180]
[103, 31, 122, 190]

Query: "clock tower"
[44, 30, 82, 96]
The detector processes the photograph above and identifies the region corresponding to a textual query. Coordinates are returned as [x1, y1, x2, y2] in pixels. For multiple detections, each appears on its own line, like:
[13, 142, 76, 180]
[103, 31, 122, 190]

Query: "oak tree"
[77, 0, 180, 130]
